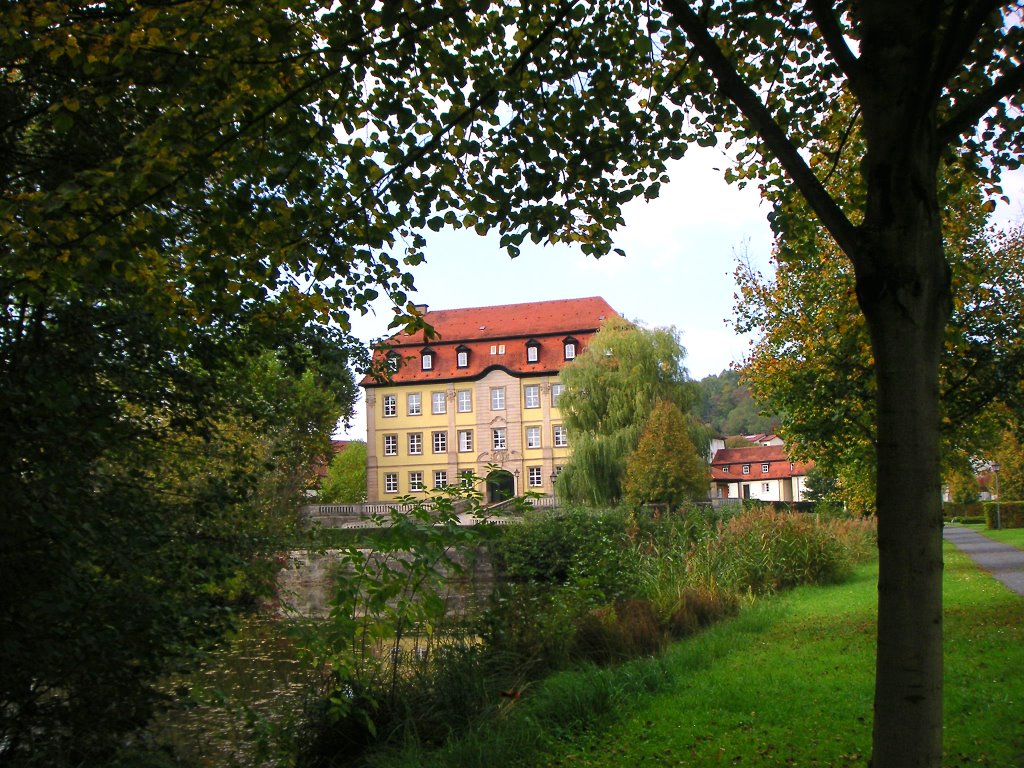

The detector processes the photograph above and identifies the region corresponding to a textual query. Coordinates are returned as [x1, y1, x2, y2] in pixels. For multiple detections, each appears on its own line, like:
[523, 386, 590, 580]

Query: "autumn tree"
[734, 119, 1024, 516]
[320, 441, 369, 504]
[622, 399, 710, 508]
[557, 318, 707, 506]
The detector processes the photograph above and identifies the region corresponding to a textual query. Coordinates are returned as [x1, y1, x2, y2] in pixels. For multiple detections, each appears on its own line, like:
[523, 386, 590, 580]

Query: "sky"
[336, 146, 1024, 441]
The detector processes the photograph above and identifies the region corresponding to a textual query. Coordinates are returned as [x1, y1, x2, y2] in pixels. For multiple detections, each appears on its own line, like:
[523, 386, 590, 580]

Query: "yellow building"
[361, 297, 618, 503]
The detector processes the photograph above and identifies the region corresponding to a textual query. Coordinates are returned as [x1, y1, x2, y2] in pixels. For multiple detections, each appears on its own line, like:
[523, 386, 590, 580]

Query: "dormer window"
[421, 348, 434, 371]
[563, 336, 579, 360]
[456, 345, 470, 368]
[762, 463, 770, 473]
[525, 339, 540, 363]
[723, 466, 729, 473]
[386, 352, 401, 373]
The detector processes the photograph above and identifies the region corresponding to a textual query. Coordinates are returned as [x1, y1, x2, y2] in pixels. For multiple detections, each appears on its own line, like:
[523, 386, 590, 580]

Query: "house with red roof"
[710, 444, 813, 502]
[360, 297, 618, 502]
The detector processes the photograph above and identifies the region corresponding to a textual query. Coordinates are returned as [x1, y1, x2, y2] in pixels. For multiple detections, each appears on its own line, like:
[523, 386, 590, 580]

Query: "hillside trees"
[557, 318, 708, 506]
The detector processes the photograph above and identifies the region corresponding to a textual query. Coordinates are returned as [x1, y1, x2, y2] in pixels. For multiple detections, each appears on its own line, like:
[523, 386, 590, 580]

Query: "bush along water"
[296, 499, 876, 767]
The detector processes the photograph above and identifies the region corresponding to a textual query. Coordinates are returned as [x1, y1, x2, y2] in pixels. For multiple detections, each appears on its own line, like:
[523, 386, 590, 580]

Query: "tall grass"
[298, 504, 877, 766]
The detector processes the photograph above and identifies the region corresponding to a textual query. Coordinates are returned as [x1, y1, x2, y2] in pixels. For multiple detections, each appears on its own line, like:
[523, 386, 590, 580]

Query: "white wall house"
[709, 444, 812, 502]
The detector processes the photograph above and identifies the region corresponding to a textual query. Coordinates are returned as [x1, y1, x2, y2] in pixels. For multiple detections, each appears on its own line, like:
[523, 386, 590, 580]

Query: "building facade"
[709, 444, 812, 502]
[361, 297, 618, 502]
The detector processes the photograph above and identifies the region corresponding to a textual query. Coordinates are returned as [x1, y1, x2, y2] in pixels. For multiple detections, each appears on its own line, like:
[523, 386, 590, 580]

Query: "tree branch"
[938, 61, 1024, 145]
[807, 0, 863, 91]
[661, 0, 862, 263]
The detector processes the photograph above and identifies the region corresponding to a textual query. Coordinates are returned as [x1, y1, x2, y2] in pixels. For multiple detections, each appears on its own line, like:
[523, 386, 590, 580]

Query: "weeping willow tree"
[556, 318, 709, 506]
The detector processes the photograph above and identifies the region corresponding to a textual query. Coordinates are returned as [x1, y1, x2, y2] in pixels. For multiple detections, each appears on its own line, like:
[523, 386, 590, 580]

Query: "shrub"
[570, 599, 666, 665]
[984, 501, 1024, 529]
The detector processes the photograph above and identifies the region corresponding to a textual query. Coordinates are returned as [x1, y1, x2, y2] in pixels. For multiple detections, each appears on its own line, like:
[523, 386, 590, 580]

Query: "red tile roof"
[710, 445, 812, 481]
[362, 297, 619, 386]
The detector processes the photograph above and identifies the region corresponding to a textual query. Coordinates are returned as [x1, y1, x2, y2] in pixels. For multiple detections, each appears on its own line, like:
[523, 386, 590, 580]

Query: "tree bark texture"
[856, 9, 951, 759]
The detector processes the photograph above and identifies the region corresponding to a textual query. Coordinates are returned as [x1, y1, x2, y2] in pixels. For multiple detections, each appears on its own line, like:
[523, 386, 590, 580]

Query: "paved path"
[943, 525, 1024, 596]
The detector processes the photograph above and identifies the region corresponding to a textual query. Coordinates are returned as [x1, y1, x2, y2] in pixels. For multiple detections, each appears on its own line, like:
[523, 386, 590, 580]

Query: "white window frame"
[432, 431, 447, 454]
[492, 427, 506, 450]
[431, 391, 447, 414]
[409, 471, 423, 492]
[421, 352, 433, 370]
[384, 473, 399, 493]
[742, 464, 750, 475]
[457, 350, 468, 368]
[526, 343, 539, 363]
[553, 425, 568, 448]
[564, 342, 576, 360]
[434, 470, 448, 489]
[524, 385, 540, 409]
[528, 466, 543, 487]
[458, 429, 473, 452]
[762, 463, 770, 473]
[490, 386, 505, 410]
[407, 392, 421, 416]
[383, 395, 397, 417]
[551, 383, 564, 407]
[457, 389, 472, 412]
[408, 432, 423, 455]
[526, 425, 541, 449]
[383, 434, 398, 456]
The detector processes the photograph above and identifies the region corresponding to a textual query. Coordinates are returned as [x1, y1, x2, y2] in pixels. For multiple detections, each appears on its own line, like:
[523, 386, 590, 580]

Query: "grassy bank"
[373, 544, 1023, 768]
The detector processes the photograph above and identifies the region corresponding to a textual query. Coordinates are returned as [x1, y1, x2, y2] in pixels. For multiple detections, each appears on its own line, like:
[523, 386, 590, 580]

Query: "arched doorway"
[486, 469, 515, 504]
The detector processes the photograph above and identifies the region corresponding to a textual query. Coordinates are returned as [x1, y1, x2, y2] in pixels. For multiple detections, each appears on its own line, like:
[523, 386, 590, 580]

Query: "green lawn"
[392, 545, 1024, 768]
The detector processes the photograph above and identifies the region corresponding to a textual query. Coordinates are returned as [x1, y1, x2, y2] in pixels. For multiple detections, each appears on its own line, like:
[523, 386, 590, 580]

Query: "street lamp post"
[992, 462, 1001, 530]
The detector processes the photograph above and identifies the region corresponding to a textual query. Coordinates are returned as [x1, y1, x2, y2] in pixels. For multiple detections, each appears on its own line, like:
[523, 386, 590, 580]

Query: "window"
[763, 482, 770, 493]
[489, 344, 497, 354]
[457, 390, 472, 412]
[460, 470, 474, 487]
[383, 395, 397, 417]
[526, 425, 541, 449]
[407, 392, 421, 416]
[498, 343, 505, 354]
[526, 340, 540, 363]
[524, 385, 540, 408]
[386, 352, 401, 373]
[528, 466, 543, 487]
[762, 463, 770, 473]
[434, 470, 448, 489]
[457, 348, 469, 368]
[563, 337, 578, 360]
[409, 471, 423, 492]
[490, 386, 505, 410]
[492, 428, 506, 450]
[384, 473, 398, 493]
[431, 391, 447, 414]
[408, 432, 423, 455]
[421, 350, 433, 370]
[553, 425, 568, 448]
[742, 464, 750, 475]
[458, 429, 473, 452]
[723, 466, 730, 473]
[432, 431, 447, 453]
[551, 383, 564, 406]
[383, 434, 398, 456]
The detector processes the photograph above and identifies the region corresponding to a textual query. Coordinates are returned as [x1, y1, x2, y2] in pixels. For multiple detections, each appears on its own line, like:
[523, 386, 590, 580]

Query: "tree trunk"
[857, 108, 950, 768]
[863, 291, 946, 768]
